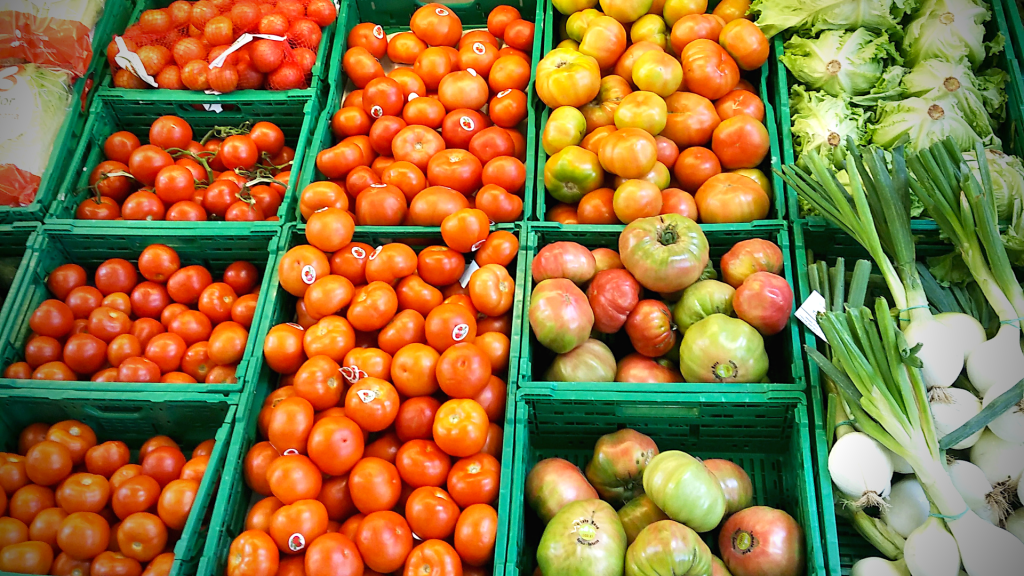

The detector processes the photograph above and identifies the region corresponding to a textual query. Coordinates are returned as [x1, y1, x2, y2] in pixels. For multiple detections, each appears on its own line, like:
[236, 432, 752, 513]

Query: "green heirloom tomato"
[678, 314, 768, 383]
[544, 107, 589, 156]
[530, 279, 595, 354]
[712, 555, 734, 576]
[585, 429, 660, 505]
[625, 520, 714, 576]
[619, 214, 709, 294]
[545, 145, 605, 203]
[538, 499, 627, 576]
[673, 280, 735, 332]
[545, 339, 617, 382]
[527, 458, 600, 524]
[643, 450, 726, 533]
[619, 495, 670, 545]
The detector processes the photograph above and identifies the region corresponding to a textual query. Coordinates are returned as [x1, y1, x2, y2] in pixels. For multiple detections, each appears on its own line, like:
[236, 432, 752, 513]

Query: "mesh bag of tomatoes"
[536, 2, 776, 225]
[106, 0, 337, 92]
[308, 3, 536, 226]
[79, 116, 293, 222]
[0, 421, 216, 575]
[226, 225, 521, 575]
[1, 244, 263, 385]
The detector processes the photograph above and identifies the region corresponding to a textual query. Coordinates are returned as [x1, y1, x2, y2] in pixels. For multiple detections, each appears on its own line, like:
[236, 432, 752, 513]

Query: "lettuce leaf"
[903, 0, 991, 68]
[781, 29, 901, 97]
[871, 97, 992, 152]
[790, 86, 870, 162]
[902, 58, 1006, 145]
[752, 0, 919, 38]
[963, 149, 1024, 221]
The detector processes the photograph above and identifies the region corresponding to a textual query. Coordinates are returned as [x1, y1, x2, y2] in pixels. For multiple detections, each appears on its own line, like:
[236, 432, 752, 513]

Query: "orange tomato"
[156, 479, 198, 531]
[348, 459, 402, 515]
[432, 400, 489, 458]
[454, 504, 497, 567]
[227, 530, 278, 576]
[266, 455, 323, 505]
[269, 499, 328, 554]
[343, 377, 399, 433]
[347, 282, 399, 332]
[441, 208, 490, 253]
[354, 511, 412, 574]
[468, 264, 515, 317]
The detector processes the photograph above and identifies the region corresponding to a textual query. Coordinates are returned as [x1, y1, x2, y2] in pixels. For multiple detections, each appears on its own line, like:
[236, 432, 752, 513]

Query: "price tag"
[796, 291, 828, 343]
[459, 260, 480, 288]
[113, 37, 158, 87]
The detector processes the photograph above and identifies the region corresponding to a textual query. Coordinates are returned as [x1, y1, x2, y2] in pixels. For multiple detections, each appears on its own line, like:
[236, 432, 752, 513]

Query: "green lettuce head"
[963, 149, 1024, 221]
[902, 58, 1007, 147]
[871, 97, 987, 152]
[903, 0, 992, 68]
[781, 29, 901, 97]
[790, 86, 869, 163]
[752, 0, 919, 38]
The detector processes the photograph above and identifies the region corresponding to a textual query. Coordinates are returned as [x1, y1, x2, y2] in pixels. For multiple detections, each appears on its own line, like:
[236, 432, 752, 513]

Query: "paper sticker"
[368, 246, 383, 260]
[436, 7, 449, 16]
[282, 448, 299, 455]
[285, 323, 304, 331]
[357, 389, 377, 403]
[460, 116, 475, 131]
[452, 323, 470, 342]
[459, 260, 480, 287]
[496, 89, 511, 98]
[113, 37, 158, 87]
[370, 105, 383, 118]
[796, 290, 828, 343]
[288, 534, 305, 552]
[301, 265, 317, 285]
[373, 25, 385, 39]
[408, 92, 420, 101]
[202, 104, 224, 113]
[473, 42, 486, 55]
[351, 246, 366, 259]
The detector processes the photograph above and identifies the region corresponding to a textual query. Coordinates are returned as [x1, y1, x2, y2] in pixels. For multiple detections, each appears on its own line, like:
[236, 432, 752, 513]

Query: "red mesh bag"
[110, 0, 336, 92]
[0, 0, 105, 77]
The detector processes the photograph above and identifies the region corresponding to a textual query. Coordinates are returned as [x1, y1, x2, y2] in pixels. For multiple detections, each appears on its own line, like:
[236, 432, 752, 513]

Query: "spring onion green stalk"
[781, 143, 967, 389]
[836, 498, 908, 559]
[810, 299, 1024, 575]
[906, 141, 1024, 395]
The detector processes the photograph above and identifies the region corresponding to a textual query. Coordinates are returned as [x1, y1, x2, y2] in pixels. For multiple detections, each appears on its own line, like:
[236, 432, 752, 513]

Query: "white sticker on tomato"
[373, 25, 385, 39]
[460, 116, 475, 131]
[351, 246, 366, 259]
[301, 265, 317, 285]
[357, 389, 378, 403]
[409, 92, 420, 101]
[370, 105, 383, 118]
[496, 89, 511, 98]
[288, 534, 305, 552]
[452, 323, 470, 341]
[285, 323, 304, 331]
[369, 246, 383, 260]
[370, 182, 387, 188]
[467, 68, 478, 77]
[282, 448, 299, 455]
[471, 238, 487, 252]
[436, 7, 449, 16]
[473, 42, 486, 55]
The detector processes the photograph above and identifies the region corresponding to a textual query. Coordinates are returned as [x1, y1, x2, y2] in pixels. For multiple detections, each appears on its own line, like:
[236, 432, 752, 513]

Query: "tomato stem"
[199, 121, 252, 145]
[657, 222, 679, 246]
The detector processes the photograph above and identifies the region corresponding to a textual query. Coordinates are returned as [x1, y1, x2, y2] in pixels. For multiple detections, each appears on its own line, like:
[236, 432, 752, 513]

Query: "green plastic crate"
[47, 94, 319, 230]
[297, 0, 544, 224]
[0, 223, 42, 336]
[93, 0, 335, 120]
[532, 0, 789, 227]
[0, 387, 237, 576]
[497, 388, 825, 576]
[0, 224, 278, 394]
[197, 221, 528, 575]
[0, 0, 134, 224]
[771, 0, 1024, 228]
[517, 221, 806, 392]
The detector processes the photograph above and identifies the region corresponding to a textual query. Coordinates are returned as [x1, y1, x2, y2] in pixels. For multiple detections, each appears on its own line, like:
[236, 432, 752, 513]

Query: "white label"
[373, 25, 385, 39]
[301, 265, 317, 285]
[466, 68, 477, 77]
[473, 42, 486, 55]
[436, 7, 449, 15]
[460, 116, 475, 131]
[114, 37, 158, 87]
[408, 92, 419, 101]
[203, 104, 224, 113]
[282, 448, 299, 455]
[288, 533, 305, 551]
[370, 105, 383, 118]
[351, 246, 366, 259]
[459, 260, 480, 288]
[285, 323, 304, 331]
[369, 182, 386, 188]
[208, 33, 287, 69]
[368, 246, 382, 260]
[452, 323, 470, 341]
[496, 89, 511, 98]
[796, 290, 828, 343]
[357, 389, 377, 403]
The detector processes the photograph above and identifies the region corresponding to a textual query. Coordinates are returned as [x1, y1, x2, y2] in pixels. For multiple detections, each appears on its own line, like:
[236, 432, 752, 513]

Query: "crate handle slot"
[82, 405, 145, 418]
[616, 405, 700, 418]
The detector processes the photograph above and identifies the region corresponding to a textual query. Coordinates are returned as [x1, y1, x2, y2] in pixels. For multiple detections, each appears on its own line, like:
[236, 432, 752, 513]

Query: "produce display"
[221, 225, 518, 575]
[106, 0, 337, 91]
[527, 428, 805, 576]
[0, 243, 263, 384]
[528, 216, 794, 384]
[71, 115, 294, 222]
[536, 0, 776, 224]
[306, 2, 535, 225]
[0, 420, 214, 576]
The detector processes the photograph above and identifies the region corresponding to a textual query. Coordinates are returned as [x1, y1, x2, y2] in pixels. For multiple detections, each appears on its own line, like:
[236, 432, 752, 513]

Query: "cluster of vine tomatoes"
[310, 3, 535, 226]
[228, 227, 520, 576]
[78, 116, 292, 222]
[2, 243, 262, 384]
[537, 0, 775, 225]
[109, 0, 337, 92]
[0, 421, 214, 576]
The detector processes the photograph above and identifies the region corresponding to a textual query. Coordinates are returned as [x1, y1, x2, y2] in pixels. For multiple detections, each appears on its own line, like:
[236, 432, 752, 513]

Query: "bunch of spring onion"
[782, 141, 1024, 574]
